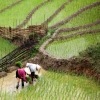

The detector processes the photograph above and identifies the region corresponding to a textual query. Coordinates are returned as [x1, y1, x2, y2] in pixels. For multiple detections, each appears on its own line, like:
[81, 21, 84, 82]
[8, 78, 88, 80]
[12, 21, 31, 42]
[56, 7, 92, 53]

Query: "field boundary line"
[49, 2, 100, 28]
[0, 0, 23, 13]
[16, 0, 52, 29]
[51, 19, 100, 38]
[42, 0, 73, 25]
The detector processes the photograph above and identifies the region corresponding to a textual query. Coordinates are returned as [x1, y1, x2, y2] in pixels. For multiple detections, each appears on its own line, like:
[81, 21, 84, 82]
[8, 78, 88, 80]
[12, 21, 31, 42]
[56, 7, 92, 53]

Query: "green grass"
[0, 0, 18, 10]
[0, 37, 16, 58]
[58, 24, 100, 37]
[0, 0, 44, 27]
[48, 0, 100, 27]
[26, 0, 68, 27]
[59, 5, 100, 28]
[0, 0, 100, 99]
[46, 33, 100, 58]
[1, 70, 99, 100]
[0, 0, 99, 28]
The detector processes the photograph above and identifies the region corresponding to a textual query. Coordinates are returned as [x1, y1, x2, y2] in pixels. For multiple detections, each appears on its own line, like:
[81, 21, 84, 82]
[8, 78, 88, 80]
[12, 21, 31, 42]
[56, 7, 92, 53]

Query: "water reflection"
[0, 71, 18, 93]
[0, 69, 44, 93]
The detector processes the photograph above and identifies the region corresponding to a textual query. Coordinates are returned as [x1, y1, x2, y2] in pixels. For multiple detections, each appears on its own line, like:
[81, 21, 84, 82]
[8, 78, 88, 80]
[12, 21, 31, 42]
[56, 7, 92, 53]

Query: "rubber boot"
[16, 82, 19, 89]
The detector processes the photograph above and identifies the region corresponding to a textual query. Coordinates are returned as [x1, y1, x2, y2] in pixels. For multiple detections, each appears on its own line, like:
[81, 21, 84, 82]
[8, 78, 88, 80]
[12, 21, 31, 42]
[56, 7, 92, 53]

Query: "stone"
[0, 71, 7, 78]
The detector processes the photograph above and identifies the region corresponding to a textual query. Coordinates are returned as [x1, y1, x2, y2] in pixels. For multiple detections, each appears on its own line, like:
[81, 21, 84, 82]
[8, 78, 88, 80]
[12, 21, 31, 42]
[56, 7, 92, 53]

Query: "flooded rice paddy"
[0, 70, 43, 93]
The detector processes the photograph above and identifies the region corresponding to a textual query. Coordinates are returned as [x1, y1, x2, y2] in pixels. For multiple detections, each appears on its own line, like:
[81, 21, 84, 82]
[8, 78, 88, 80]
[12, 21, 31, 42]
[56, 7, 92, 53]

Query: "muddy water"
[0, 71, 26, 93]
[0, 69, 44, 93]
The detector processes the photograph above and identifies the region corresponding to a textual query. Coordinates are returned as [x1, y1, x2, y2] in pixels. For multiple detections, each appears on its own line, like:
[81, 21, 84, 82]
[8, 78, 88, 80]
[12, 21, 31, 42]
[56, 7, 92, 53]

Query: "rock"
[7, 66, 18, 73]
[0, 71, 7, 78]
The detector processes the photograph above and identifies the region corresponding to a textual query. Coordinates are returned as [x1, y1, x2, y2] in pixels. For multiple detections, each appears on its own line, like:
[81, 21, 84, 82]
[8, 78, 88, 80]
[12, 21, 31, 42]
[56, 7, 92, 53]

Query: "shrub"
[80, 43, 100, 72]
[48, 28, 56, 35]
[15, 61, 22, 68]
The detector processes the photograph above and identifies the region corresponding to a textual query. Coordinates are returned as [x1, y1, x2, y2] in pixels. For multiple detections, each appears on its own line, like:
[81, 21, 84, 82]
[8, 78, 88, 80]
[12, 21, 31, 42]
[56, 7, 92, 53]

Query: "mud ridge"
[42, 0, 73, 25]
[54, 29, 100, 40]
[25, 45, 100, 83]
[52, 19, 100, 38]
[39, 28, 100, 58]
[49, 2, 100, 29]
[16, 0, 52, 29]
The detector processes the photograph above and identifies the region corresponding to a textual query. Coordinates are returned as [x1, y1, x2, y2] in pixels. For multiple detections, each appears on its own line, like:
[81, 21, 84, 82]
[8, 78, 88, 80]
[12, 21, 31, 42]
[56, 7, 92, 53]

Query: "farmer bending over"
[15, 62, 31, 89]
[26, 63, 41, 83]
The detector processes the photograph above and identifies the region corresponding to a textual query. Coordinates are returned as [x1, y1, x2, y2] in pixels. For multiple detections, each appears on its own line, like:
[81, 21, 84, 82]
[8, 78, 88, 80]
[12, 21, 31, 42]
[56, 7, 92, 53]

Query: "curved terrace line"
[49, 2, 100, 29]
[39, 29, 100, 58]
[16, 0, 52, 29]
[52, 19, 100, 38]
[39, 38, 55, 58]
[0, 0, 23, 13]
[39, 38, 100, 83]
[54, 29, 100, 40]
[41, 0, 73, 25]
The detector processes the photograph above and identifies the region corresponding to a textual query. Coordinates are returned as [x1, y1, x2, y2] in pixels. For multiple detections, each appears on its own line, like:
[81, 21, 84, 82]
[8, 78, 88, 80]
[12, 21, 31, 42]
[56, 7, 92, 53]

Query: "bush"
[48, 28, 56, 35]
[80, 43, 100, 72]
[15, 61, 22, 68]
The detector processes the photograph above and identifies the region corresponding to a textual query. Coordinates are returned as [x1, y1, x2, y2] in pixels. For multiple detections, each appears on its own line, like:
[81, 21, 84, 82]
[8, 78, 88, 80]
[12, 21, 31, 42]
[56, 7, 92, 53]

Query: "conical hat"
[24, 67, 31, 75]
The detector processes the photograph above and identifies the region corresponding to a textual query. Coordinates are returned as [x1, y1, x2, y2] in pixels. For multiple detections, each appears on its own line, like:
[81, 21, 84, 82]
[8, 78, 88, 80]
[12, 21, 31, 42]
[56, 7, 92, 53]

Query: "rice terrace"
[0, 0, 100, 100]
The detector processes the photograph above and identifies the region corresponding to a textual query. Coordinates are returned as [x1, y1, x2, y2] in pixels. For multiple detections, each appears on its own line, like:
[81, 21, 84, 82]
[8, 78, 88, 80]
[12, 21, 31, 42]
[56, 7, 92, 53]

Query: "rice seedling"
[58, 23, 100, 37]
[0, 0, 100, 100]
[60, 5, 100, 29]
[46, 33, 100, 58]
[0, 37, 16, 58]
[0, 69, 99, 100]
[14, 70, 100, 100]
[26, 0, 68, 27]
[0, 0, 45, 27]
[48, 0, 100, 27]
[0, 0, 18, 10]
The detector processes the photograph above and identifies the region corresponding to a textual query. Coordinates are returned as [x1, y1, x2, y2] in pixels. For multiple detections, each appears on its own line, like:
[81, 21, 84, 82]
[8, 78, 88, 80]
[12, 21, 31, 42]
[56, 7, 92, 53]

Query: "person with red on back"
[15, 61, 31, 89]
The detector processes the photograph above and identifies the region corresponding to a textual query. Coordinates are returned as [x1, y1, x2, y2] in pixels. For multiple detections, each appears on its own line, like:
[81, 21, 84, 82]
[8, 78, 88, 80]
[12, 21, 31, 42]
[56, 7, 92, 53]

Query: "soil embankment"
[25, 52, 100, 84]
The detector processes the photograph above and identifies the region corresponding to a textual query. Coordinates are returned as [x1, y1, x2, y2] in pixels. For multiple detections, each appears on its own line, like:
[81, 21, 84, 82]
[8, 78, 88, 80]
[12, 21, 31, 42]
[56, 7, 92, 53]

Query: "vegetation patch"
[0, 0, 100, 99]
[0, 0, 18, 10]
[15, 70, 100, 100]
[0, 37, 16, 58]
[15, 61, 22, 68]
[80, 43, 100, 73]
[46, 33, 100, 58]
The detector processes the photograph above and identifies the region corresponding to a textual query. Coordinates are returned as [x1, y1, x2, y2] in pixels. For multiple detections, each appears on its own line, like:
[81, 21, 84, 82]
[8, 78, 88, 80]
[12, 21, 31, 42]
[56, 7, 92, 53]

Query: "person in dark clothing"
[26, 63, 41, 83]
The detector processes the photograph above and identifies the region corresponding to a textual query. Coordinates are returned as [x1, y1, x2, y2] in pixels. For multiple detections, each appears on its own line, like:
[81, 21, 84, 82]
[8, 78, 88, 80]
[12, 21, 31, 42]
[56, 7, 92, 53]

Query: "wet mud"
[0, 69, 43, 93]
